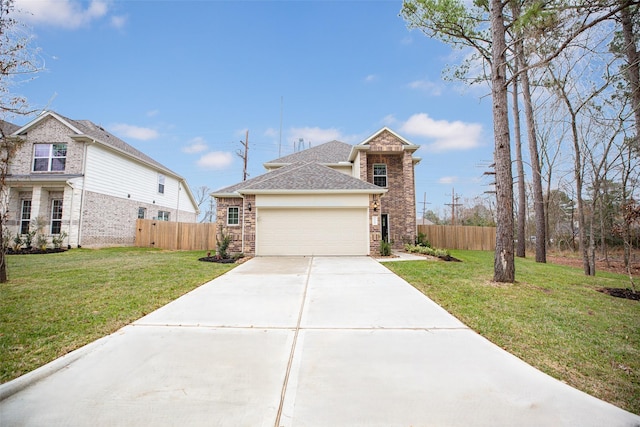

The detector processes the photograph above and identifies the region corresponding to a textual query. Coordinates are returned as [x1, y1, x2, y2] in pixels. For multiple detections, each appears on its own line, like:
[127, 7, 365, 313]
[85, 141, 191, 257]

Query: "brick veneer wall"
[9, 116, 84, 175]
[361, 130, 417, 249]
[81, 190, 196, 247]
[215, 196, 247, 255]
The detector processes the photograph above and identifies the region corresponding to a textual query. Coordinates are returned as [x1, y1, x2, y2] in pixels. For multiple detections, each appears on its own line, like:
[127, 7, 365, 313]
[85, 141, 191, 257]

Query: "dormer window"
[373, 163, 387, 187]
[33, 143, 67, 172]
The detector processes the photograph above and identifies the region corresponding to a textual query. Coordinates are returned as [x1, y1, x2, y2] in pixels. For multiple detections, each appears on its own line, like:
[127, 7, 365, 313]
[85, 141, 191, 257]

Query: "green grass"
[0, 247, 235, 383]
[384, 250, 640, 415]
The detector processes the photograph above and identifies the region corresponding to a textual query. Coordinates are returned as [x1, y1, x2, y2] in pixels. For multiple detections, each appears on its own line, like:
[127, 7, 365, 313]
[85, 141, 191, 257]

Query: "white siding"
[84, 144, 196, 214]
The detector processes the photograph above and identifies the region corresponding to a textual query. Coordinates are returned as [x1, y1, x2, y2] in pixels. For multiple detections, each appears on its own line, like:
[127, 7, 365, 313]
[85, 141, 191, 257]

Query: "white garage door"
[256, 208, 369, 256]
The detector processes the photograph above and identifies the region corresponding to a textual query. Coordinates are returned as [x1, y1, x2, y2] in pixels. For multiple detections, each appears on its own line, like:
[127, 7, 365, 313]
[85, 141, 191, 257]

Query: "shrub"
[216, 229, 232, 260]
[12, 233, 23, 251]
[380, 240, 392, 256]
[416, 232, 431, 247]
[23, 230, 35, 249]
[52, 232, 68, 249]
[36, 234, 48, 251]
[404, 243, 450, 258]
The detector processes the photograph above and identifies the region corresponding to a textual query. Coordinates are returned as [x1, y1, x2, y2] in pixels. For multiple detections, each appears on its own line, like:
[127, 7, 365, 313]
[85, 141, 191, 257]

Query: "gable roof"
[14, 111, 173, 174]
[13, 111, 199, 211]
[264, 140, 353, 167]
[0, 120, 19, 136]
[212, 162, 385, 197]
[349, 127, 421, 164]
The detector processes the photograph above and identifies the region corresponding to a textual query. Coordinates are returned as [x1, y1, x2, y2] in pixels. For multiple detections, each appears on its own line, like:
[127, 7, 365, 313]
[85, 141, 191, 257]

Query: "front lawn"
[0, 247, 235, 383]
[385, 250, 640, 415]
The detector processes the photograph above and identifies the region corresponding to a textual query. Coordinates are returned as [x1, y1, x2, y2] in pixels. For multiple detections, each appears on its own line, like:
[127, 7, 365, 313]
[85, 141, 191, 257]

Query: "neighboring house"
[416, 218, 435, 226]
[212, 127, 420, 256]
[3, 111, 199, 248]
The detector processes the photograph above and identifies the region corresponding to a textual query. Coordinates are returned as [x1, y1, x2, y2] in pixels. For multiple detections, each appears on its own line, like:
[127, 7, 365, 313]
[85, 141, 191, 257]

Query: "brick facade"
[215, 196, 251, 255]
[81, 191, 196, 247]
[212, 128, 418, 257]
[361, 130, 417, 249]
[5, 112, 199, 248]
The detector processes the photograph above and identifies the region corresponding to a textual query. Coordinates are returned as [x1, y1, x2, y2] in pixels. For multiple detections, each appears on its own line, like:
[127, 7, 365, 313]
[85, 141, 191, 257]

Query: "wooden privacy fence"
[417, 225, 496, 251]
[135, 220, 495, 252]
[135, 219, 217, 251]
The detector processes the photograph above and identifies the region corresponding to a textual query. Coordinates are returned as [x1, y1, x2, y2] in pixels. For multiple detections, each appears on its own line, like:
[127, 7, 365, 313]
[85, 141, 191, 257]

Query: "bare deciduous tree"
[0, 0, 41, 283]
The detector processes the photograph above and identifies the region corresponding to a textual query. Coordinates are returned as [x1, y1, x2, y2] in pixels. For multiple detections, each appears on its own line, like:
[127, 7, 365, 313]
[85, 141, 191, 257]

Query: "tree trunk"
[490, 0, 515, 283]
[0, 218, 6, 283]
[620, 3, 640, 147]
[571, 117, 593, 276]
[511, 67, 526, 258]
[519, 56, 546, 263]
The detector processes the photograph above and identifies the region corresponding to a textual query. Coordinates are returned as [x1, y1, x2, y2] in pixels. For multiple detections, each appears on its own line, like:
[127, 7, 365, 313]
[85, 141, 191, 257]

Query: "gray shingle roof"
[0, 120, 19, 136]
[16, 111, 176, 176]
[265, 140, 353, 165]
[63, 114, 172, 174]
[213, 162, 384, 195]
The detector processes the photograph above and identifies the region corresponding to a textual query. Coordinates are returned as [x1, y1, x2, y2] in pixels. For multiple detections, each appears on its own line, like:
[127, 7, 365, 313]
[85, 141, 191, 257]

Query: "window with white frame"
[33, 143, 67, 172]
[158, 174, 165, 194]
[227, 207, 239, 225]
[20, 200, 32, 234]
[157, 211, 170, 221]
[373, 163, 387, 187]
[51, 199, 63, 234]
[138, 207, 146, 219]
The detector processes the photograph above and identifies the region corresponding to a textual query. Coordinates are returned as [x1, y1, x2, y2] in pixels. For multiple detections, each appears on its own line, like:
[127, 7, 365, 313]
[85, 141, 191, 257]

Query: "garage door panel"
[257, 208, 368, 256]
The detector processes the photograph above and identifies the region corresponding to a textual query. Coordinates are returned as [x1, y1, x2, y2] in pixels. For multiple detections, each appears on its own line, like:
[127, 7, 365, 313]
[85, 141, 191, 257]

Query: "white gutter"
[76, 139, 95, 247]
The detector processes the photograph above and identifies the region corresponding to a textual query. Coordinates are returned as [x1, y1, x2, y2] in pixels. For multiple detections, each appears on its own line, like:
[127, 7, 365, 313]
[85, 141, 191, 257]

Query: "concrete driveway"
[1, 256, 639, 426]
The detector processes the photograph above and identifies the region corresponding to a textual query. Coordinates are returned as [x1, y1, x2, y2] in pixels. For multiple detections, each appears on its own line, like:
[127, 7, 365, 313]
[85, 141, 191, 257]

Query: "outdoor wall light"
[248, 202, 252, 211]
[373, 201, 378, 212]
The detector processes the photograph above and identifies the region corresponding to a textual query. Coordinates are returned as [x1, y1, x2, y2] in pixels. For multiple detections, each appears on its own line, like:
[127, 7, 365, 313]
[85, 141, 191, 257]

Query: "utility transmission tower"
[445, 187, 463, 225]
[420, 192, 431, 220]
[236, 130, 249, 181]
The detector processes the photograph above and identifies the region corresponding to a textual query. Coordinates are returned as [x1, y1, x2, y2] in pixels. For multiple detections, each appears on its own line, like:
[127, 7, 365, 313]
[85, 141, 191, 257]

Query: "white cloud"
[146, 109, 160, 118]
[381, 114, 398, 127]
[287, 126, 343, 146]
[110, 14, 127, 29]
[110, 123, 159, 141]
[408, 79, 444, 96]
[364, 74, 377, 83]
[399, 113, 483, 152]
[183, 137, 208, 154]
[438, 176, 458, 184]
[15, 0, 110, 29]
[197, 152, 234, 170]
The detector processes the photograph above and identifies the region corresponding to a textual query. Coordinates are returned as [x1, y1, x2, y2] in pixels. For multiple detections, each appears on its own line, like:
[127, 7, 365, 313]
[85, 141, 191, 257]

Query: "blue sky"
[13, 0, 496, 219]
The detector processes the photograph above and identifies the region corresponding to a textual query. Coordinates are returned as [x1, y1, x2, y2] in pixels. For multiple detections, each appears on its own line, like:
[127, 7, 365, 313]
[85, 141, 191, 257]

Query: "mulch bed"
[597, 287, 639, 301]
[5, 248, 68, 255]
[198, 256, 236, 263]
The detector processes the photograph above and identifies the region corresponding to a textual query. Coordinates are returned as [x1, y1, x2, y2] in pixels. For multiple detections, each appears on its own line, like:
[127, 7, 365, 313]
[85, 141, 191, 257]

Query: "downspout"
[176, 181, 181, 222]
[241, 198, 245, 254]
[76, 139, 95, 247]
[65, 180, 75, 249]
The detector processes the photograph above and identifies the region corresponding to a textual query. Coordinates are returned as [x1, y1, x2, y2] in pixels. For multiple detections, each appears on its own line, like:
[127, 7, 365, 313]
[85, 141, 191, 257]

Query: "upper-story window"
[373, 163, 387, 187]
[33, 143, 67, 172]
[158, 174, 165, 194]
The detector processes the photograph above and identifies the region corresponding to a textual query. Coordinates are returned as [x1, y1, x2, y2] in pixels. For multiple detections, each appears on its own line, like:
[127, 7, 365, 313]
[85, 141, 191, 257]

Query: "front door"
[381, 214, 389, 243]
